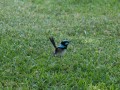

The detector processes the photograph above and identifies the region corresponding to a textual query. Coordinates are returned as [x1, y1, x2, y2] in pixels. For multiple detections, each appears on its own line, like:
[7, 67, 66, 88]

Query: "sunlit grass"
[0, 0, 120, 89]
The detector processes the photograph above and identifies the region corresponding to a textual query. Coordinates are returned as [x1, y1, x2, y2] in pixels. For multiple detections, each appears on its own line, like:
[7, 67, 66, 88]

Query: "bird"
[49, 37, 69, 56]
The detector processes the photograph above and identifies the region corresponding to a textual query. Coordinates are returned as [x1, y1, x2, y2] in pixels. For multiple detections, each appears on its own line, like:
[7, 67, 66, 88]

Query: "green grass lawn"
[0, 0, 120, 89]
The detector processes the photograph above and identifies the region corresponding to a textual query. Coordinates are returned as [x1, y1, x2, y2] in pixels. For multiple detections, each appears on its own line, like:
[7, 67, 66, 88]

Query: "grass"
[0, 0, 120, 89]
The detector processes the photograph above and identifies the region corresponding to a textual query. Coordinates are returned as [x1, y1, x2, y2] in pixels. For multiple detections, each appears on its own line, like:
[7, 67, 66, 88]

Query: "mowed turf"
[0, 0, 120, 89]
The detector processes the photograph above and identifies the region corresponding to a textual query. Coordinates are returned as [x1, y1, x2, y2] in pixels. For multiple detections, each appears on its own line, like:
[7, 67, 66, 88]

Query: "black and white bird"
[49, 37, 69, 56]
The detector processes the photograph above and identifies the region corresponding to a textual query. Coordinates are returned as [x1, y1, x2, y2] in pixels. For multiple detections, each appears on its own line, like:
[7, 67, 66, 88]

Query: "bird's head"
[58, 40, 70, 49]
[61, 40, 69, 46]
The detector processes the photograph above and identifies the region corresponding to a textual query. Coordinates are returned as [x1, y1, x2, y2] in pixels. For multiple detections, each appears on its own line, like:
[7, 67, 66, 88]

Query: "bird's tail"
[49, 37, 57, 48]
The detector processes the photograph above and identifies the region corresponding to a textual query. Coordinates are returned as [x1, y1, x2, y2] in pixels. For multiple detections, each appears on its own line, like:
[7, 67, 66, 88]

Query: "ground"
[0, 0, 120, 89]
